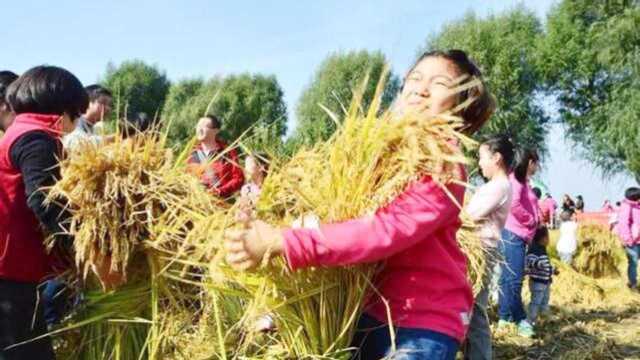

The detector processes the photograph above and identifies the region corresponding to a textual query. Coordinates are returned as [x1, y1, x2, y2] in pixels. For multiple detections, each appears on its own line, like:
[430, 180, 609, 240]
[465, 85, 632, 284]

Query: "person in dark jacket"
[525, 226, 557, 326]
[0, 66, 118, 359]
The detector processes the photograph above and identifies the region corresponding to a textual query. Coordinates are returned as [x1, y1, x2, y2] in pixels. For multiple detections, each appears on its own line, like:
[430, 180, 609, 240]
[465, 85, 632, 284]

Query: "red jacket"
[187, 139, 244, 198]
[283, 167, 473, 343]
[0, 113, 62, 283]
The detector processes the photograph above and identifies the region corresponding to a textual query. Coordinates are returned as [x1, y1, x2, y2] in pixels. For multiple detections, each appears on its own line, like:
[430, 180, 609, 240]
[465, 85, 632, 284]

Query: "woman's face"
[398, 56, 461, 117]
[478, 144, 501, 179]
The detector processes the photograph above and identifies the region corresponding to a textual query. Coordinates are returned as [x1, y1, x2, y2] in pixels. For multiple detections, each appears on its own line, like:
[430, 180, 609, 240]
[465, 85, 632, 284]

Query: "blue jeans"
[498, 229, 527, 323]
[351, 314, 459, 360]
[528, 281, 550, 324]
[625, 244, 640, 288]
[42, 279, 71, 327]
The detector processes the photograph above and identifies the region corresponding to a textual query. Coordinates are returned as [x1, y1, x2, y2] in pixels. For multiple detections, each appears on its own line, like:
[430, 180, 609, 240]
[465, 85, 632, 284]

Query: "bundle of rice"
[45, 132, 227, 359]
[190, 72, 486, 359]
[573, 223, 624, 278]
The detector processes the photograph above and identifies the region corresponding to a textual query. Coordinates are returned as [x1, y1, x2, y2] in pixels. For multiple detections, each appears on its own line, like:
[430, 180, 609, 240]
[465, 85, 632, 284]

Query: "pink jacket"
[283, 171, 473, 343]
[616, 199, 640, 246]
[504, 173, 540, 242]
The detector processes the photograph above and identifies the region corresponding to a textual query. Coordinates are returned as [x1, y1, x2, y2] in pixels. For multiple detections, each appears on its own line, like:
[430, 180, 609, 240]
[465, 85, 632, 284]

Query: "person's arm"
[283, 177, 462, 270]
[10, 132, 72, 246]
[216, 148, 245, 197]
[466, 181, 507, 220]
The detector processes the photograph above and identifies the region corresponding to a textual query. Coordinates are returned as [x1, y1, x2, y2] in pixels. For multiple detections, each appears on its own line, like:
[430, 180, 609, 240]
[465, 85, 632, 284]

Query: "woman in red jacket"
[224, 50, 495, 360]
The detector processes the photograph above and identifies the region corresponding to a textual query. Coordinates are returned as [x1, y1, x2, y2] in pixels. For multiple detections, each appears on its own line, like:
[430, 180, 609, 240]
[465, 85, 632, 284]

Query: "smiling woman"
[222, 49, 495, 360]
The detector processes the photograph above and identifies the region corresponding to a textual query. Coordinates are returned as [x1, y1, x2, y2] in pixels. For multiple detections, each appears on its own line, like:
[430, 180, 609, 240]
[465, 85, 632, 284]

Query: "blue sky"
[3, 0, 636, 209]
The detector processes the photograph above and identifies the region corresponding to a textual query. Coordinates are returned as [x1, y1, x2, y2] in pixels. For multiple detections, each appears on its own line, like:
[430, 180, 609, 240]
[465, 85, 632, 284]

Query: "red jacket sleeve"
[216, 148, 244, 197]
[282, 176, 464, 270]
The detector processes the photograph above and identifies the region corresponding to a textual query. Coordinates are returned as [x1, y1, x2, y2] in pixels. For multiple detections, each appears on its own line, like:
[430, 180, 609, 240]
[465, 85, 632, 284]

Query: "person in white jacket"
[556, 210, 578, 264]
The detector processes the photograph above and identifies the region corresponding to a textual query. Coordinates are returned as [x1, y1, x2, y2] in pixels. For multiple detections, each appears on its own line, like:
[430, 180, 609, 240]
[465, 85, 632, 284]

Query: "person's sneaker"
[497, 319, 510, 329]
[517, 320, 535, 338]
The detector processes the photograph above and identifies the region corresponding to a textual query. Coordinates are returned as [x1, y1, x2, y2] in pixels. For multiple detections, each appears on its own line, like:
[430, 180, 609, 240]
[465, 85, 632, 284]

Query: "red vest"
[0, 113, 63, 283]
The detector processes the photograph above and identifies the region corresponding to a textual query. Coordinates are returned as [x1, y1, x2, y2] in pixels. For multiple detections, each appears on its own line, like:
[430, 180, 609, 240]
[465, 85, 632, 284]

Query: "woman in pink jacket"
[498, 148, 540, 337]
[224, 50, 495, 360]
[616, 187, 640, 290]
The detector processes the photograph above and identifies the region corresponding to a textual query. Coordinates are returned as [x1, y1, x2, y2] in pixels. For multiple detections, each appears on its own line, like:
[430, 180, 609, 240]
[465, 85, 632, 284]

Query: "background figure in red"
[187, 114, 244, 198]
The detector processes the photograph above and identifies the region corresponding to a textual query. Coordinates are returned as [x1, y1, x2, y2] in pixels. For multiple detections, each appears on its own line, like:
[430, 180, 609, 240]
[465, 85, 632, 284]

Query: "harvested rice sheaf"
[46, 133, 225, 279]
[46, 132, 229, 360]
[573, 223, 624, 279]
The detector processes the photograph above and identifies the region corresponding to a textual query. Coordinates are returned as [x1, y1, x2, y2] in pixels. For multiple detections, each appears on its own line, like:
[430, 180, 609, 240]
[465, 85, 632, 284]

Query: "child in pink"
[223, 50, 496, 360]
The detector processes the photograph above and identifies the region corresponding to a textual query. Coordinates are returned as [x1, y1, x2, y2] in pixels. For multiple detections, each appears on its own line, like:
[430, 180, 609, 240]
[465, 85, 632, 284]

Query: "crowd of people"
[1, 49, 639, 360]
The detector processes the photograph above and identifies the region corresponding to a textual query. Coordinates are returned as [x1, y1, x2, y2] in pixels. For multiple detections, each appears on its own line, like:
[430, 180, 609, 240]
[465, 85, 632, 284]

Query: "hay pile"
[573, 223, 624, 278]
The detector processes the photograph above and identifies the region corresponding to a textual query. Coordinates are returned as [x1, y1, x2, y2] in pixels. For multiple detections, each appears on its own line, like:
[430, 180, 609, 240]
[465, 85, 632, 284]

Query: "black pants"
[0, 279, 54, 360]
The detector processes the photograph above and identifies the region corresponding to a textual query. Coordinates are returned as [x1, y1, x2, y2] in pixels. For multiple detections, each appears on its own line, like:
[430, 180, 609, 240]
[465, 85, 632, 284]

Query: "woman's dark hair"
[85, 84, 112, 102]
[480, 135, 515, 170]
[407, 49, 496, 135]
[0, 71, 19, 104]
[625, 187, 640, 202]
[512, 148, 539, 184]
[6, 65, 88, 119]
[204, 114, 221, 130]
[532, 226, 549, 245]
[560, 210, 573, 222]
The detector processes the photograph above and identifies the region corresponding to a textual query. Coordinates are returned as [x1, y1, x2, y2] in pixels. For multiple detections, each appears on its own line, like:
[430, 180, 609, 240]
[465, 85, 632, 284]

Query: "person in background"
[556, 211, 578, 264]
[616, 187, 640, 291]
[575, 195, 585, 213]
[239, 153, 269, 210]
[0, 71, 19, 132]
[561, 194, 575, 215]
[498, 148, 540, 338]
[464, 135, 514, 360]
[187, 114, 244, 198]
[525, 227, 557, 326]
[541, 194, 557, 228]
[602, 199, 614, 213]
[62, 84, 113, 149]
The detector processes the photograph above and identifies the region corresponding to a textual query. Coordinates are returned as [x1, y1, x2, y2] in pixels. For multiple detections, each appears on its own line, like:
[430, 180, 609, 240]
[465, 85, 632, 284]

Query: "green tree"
[103, 60, 170, 120]
[423, 7, 549, 153]
[293, 50, 400, 145]
[539, 0, 640, 178]
[162, 73, 288, 151]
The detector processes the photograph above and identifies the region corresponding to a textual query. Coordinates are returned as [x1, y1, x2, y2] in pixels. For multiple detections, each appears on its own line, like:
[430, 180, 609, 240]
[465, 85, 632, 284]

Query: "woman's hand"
[224, 220, 284, 271]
